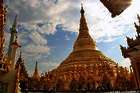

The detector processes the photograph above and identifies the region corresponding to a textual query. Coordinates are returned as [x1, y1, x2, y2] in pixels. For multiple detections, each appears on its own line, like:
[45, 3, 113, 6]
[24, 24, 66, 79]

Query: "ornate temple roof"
[120, 15, 140, 58]
[56, 5, 116, 71]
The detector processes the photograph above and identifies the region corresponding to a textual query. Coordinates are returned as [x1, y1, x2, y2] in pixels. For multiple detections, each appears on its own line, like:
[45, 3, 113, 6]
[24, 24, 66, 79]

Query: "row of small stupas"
[19, 5, 137, 91]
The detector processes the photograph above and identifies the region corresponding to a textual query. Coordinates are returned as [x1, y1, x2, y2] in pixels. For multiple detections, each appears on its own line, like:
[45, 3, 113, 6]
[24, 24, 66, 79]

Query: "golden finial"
[19, 50, 22, 58]
[13, 14, 18, 28]
[80, 2, 85, 14]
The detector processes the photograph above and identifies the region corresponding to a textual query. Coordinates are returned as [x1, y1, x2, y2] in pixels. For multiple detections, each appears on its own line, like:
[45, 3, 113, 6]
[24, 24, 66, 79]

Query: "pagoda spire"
[17, 51, 22, 64]
[32, 61, 40, 81]
[79, 3, 88, 31]
[73, 4, 96, 51]
[15, 51, 22, 69]
[8, 15, 18, 61]
[12, 14, 18, 33]
[35, 61, 38, 74]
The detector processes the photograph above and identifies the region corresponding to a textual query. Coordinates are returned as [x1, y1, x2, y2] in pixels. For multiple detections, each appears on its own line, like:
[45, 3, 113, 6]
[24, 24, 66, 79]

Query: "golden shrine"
[29, 5, 134, 91]
[0, 1, 138, 92]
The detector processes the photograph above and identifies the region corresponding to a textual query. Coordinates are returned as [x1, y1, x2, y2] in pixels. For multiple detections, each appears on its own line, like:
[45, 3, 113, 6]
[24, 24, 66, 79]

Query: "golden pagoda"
[19, 4, 135, 92]
[43, 5, 131, 91]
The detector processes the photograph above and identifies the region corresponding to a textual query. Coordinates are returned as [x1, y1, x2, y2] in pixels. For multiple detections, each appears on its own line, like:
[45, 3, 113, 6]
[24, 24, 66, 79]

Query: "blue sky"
[4, 0, 140, 74]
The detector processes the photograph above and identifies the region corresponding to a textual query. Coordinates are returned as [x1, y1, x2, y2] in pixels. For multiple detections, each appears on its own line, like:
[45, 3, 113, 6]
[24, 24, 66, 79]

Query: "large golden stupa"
[56, 5, 116, 75]
[20, 5, 134, 91]
[46, 5, 123, 91]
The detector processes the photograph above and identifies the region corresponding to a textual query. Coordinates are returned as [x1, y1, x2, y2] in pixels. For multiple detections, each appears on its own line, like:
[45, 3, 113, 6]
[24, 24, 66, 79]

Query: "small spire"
[80, 3, 85, 15]
[33, 61, 40, 80]
[35, 61, 38, 71]
[120, 45, 127, 58]
[19, 51, 22, 58]
[15, 49, 23, 69]
[79, 3, 87, 31]
[137, 14, 140, 23]
[13, 14, 17, 28]
[73, 3, 96, 51]
[11, 15, 18, 33]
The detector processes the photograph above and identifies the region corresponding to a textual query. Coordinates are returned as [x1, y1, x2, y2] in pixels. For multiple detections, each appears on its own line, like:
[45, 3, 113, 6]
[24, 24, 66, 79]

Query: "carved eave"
[127, 37, 140, 49]
[120, 45, 128, 58]
[137, 15, 140, 24]
[128, 45, 140, 59]
[126, 45, 140, 60]
[134, 22, 140, 37]
[120, 43, 140, 59]
[126, 36, 134, 47]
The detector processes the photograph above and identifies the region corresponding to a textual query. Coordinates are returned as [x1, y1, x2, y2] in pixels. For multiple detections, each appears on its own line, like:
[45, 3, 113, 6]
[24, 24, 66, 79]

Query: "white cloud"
[24, 44, 50, 54]
[85, 0, 139, 43]
[29, 31, 47, 45]
[40, 61, 59, 71]
[6, 0, 140, 71]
